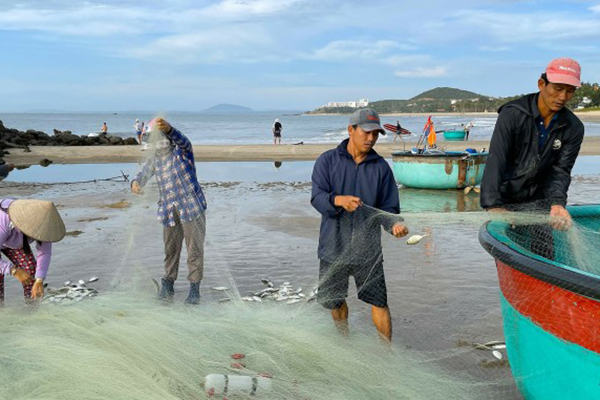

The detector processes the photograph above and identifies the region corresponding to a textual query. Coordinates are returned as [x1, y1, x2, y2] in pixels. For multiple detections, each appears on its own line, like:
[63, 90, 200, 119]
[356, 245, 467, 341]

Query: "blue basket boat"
[479, 204, 600, 400]
[391, 150, 488, 189]
[442, 129, 467, 141]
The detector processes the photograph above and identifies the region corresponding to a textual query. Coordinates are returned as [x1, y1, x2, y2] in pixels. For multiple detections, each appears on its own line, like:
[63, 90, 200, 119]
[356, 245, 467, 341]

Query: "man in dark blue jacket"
[481, 57, 584, 258]
[311, 108, 409, 342]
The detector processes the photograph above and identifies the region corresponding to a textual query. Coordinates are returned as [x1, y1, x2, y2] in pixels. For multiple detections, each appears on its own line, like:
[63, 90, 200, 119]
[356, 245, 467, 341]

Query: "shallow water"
[1, 158, 599, 399]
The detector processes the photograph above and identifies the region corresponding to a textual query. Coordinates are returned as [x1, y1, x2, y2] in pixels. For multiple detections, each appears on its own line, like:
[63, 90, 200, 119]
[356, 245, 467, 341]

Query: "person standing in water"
[0, 199, 66, 303]
[311, 108, 409, 342]
[131, 118, 207, 305]
[272, 118, 282, 145]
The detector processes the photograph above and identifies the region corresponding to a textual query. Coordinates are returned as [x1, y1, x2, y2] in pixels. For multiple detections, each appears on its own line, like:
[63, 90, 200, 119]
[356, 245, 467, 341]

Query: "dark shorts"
[274, 131, 281, 138]
[317, 259, 388, 309]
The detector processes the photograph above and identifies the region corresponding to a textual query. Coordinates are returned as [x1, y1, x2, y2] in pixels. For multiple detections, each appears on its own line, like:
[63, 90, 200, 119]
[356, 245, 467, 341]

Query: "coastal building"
[325, 98, 369, 108]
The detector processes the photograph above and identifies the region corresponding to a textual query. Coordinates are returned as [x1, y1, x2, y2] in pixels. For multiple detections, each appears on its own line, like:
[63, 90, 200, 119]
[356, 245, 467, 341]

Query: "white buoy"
[204, 374, 272, 396]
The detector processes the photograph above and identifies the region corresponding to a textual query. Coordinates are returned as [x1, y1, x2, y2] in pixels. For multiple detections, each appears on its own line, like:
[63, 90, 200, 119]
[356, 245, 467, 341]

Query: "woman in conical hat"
[0, 198, 65, 302]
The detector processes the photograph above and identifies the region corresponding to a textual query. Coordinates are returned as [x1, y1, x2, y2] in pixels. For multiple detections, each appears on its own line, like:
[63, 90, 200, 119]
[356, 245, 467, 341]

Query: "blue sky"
[1, 0, 599, 111]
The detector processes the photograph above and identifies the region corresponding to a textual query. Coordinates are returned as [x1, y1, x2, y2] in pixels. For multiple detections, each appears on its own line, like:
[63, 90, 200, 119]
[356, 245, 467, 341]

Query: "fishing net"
[1, 118, 598, 399]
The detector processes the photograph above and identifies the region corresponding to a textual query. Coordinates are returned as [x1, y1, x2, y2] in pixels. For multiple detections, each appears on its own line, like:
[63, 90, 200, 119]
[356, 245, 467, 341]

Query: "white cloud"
[590, 4, 600, 13]
[200, 0, 308, 18]
[0, 3, 146, 37]
[307, 40, 415, 62]
[395, 67, 447, 78]
[450, 9, 600, 43]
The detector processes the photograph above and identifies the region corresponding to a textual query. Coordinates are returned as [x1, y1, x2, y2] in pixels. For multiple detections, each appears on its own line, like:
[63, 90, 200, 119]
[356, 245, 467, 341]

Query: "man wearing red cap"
[481, 57, 584, 258]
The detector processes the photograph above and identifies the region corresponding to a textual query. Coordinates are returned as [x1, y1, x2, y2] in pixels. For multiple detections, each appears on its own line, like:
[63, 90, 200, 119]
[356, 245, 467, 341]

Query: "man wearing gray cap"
[311, 108, 409, 342]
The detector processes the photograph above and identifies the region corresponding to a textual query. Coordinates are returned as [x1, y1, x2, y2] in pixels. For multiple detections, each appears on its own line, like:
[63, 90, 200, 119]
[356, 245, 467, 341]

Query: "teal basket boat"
[391, 150, 488, 189]
[479, 205, 600, 400]
[442, 130, 466, 141]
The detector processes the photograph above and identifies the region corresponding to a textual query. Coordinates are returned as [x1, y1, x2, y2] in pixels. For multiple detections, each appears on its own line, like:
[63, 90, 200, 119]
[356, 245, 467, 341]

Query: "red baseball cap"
[545, 57, 581, 88]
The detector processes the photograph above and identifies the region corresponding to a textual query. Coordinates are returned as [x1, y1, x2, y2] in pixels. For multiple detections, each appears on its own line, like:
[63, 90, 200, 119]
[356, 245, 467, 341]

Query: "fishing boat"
[479, 204, 600, 400]
[391, 150, 487, 189]
[442, 129, 466, 141]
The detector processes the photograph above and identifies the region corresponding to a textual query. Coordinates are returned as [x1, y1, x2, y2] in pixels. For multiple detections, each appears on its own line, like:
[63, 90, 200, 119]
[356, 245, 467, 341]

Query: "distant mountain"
[203, 103, 254, 113]
[409, 87, 486, 101]
[308, 86, 506, 114]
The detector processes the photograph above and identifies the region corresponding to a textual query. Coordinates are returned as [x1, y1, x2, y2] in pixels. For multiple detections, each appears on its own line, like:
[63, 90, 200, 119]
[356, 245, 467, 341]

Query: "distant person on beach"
[394, 120, 402, 142]
[0, 198, 66, 303]
[272, 118, 282, 145]
[134, 119, 142, 144]
[101, 122, 108, 135]
[0, 162, 14, 182]
[311, 108, 409, 342]
[131, 118, 207, 305]
[481, 57, 584, 258]
[462, 122, 473, 141]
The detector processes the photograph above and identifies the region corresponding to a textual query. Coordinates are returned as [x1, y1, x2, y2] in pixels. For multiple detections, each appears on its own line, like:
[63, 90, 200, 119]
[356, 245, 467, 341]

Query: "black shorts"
[317, 259, 388, 309]
[274, 131, 281, 137]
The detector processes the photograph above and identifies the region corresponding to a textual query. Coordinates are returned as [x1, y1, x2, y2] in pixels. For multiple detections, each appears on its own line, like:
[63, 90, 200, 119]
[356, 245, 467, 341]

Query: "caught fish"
[78, 280, 86, 286]
[252, 296, 263, 302]
[492, 350, 503, 360]
[241, 296, 254, 302]
[261, 278, 274, 288]
[406, 234, 430, 245]
[464, 186, 472, 195]
[89, 276, 99, 283]
[151, 278, 160, 295]
[287, 299, 302, 305]
[64, 280, 72, 286]
[218, 298, 231, 303]
[211, 286, 229, 291]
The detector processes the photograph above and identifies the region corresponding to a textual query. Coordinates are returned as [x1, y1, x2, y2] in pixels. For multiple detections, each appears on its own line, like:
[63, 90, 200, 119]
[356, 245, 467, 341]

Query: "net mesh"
[1, 119, 599, 399]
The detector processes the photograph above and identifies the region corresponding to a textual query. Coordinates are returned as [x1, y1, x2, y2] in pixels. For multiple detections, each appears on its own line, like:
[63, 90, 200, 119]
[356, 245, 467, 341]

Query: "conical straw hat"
[8, 199, 66, 242]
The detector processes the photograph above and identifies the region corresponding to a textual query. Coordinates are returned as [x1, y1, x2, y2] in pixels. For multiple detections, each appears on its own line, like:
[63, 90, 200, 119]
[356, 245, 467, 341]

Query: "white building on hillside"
[325, 98, 369, 108]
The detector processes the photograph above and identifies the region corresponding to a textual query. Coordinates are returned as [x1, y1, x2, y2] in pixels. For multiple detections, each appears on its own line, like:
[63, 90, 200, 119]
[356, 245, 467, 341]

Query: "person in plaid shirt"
[131, 118, 207, 304]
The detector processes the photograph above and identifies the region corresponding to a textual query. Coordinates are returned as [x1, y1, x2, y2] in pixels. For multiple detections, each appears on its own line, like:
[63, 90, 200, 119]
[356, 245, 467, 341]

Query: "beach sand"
[5, 135, 600, 165]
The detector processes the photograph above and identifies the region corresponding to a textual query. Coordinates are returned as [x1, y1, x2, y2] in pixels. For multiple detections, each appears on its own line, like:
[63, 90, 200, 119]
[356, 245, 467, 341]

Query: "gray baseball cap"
[349, 108, 385, 135]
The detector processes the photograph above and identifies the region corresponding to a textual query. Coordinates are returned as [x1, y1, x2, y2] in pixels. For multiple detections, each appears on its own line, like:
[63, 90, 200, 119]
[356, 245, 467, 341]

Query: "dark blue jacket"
[311, 139, 401, 264]
[481, 93, 584, 209]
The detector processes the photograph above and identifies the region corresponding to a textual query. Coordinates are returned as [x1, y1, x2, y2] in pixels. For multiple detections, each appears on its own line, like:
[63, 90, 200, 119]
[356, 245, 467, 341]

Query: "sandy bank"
[4, 137, 600, 165]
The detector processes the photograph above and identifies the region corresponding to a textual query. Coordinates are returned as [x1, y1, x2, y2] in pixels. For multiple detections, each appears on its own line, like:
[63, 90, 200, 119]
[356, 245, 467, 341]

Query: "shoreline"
[4, 136, 600, 164]
[305, 110, 600, 122]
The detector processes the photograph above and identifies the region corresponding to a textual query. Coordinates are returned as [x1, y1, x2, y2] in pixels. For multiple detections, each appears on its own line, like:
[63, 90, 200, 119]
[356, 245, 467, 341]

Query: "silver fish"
[88, 277, 99, 283]
[151, 278, 160, 295]
[78, 280, 86, 285]
[492, 350, 503, 360]
[287, 299, 302, 304]
[211, 286, 229, 291]
[406, 234, 430, 245]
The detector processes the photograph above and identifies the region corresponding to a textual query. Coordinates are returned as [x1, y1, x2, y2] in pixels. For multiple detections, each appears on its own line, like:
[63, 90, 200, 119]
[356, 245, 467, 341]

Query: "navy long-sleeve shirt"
[311, 139, 401, 264]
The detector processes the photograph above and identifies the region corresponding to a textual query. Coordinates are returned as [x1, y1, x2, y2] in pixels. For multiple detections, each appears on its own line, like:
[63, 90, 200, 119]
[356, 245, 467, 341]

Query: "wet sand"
[5, 135, 600, 165]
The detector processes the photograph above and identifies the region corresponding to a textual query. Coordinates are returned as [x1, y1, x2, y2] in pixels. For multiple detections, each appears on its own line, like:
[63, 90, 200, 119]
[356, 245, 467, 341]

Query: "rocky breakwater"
[0, 119, 138, 155]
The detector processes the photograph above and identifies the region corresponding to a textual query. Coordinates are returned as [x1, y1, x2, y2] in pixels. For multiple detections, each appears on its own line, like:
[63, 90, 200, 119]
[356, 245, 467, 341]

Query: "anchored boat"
[479, 204, 600, 400]
[442, 129, 466, 141]
[391, 150, 488, 189]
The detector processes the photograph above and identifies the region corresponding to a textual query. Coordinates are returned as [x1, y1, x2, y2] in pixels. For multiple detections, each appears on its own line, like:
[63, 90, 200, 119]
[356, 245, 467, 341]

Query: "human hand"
[549, 205, 572, 231]
[131, 181, 142, 194]
[31, 280, 44, 300]
[391, 223, 409, 238]
[154, 118, 172, 134]
[334, 195, 362, 212]
[13, 268, 33, 285]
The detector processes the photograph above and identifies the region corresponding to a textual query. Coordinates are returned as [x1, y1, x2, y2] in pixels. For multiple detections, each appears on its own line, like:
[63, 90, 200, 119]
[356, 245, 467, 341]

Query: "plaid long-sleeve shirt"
[134, 127, 207, 227]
